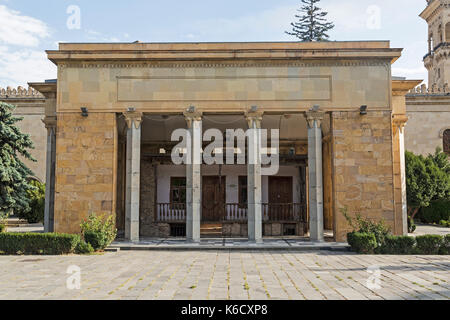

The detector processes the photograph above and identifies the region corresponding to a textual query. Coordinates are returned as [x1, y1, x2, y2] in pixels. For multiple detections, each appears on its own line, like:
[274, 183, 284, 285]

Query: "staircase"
[200, 224, 223, 237]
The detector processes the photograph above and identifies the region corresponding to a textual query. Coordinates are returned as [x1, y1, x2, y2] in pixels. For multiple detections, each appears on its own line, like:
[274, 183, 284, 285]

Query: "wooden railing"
[157, 203, 186, 222]
[157, 203, 306, 223]
[262, 203, 307, 222]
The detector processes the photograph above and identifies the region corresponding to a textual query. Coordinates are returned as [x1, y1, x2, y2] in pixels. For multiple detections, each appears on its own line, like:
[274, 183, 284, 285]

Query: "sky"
[0, 0, 429, 88]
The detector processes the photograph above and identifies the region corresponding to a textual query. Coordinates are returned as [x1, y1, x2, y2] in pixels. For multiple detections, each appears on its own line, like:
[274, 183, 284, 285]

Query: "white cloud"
[0, 5, 50, 47]
[0, 46, 56, 88]
[0, 5, 55, 87]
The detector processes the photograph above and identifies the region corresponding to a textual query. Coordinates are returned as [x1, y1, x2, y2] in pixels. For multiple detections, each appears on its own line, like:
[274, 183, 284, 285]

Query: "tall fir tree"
[0, 102, 36, 216]
[286, 0, 335, 42]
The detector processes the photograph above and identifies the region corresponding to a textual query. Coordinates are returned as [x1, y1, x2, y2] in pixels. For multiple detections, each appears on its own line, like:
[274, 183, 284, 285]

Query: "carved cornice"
[124, 110, 143, 129]
[0, 86, 44, 99]
[57, 61, 391, 69]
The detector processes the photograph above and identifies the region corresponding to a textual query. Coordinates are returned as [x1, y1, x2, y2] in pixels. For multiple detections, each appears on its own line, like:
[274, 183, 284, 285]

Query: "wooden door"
[202, 176, 226, 222]
[268, 177, 293, 220]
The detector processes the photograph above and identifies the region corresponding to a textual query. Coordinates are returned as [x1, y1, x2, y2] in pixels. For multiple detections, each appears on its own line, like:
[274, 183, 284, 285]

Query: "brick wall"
[54, 113, 117, 234]
[331, 111, 395, 242]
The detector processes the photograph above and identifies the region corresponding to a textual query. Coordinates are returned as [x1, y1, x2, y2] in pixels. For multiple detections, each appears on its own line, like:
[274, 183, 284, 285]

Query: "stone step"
[201, 224, 223, 236]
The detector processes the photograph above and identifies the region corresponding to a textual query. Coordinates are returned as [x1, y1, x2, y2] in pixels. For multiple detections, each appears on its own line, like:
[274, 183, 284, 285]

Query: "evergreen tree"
[286, 0, 335, 42]
[0, 102, 36, 216]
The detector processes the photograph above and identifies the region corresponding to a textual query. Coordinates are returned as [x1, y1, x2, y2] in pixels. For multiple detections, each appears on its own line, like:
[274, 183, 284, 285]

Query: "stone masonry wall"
[331, 111, 396, 242]
[54, 113, 117, 234]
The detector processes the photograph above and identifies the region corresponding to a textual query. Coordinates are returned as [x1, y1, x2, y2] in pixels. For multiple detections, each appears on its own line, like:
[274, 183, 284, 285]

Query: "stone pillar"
[124, 111, 142, 242]
[184, 109, 203, 243]
[246, 111, 264, 243]
[393, 116, 408, 235]
[305, 107, 325, 242]
[43, 117, 57, 233]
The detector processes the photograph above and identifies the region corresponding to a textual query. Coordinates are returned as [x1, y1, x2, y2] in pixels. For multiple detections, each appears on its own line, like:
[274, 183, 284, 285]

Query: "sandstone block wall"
[331, 111, 396, 242]
[54, 113, 117, 234]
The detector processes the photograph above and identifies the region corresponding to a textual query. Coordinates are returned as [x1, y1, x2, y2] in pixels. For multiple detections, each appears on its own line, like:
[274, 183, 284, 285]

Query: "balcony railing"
[157, 203, 307, 223]
[157, 203, 186, 222]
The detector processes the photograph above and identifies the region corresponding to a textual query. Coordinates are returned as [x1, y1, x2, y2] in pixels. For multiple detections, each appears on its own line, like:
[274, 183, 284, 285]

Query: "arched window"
[446, 23, 450, 42]
[444, 129, 450, 154]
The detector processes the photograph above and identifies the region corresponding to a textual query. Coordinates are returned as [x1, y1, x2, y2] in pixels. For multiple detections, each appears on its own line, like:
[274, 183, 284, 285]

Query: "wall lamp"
[360, 105, 368, 116]
[81, 107, 89, 117]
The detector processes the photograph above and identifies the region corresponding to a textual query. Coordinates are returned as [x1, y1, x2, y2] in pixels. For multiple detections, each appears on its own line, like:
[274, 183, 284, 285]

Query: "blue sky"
[0, 0, 429, 87]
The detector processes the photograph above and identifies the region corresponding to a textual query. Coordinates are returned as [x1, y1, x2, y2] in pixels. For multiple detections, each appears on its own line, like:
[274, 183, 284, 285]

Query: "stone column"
[246, 111, 264, 243]
[43, 117, 57, 233]
[393, 116, 408, 235]
[124, 111, 142, 242]
[184, 109, 203, 243]
[305, 107, 325, 242]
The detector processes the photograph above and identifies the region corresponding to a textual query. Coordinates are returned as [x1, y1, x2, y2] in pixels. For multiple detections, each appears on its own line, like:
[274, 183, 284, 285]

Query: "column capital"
[392, 115, 408, 133]
[42, 116, 57, 130]
[305, 106, 325, 129]
[183, 108, 203, 128]
[124, 110, 143, 129]
[245, 111, 264, 129]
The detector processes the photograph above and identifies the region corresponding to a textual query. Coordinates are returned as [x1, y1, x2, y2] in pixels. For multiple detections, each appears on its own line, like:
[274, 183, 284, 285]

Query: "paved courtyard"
[0, 251, 448, 300]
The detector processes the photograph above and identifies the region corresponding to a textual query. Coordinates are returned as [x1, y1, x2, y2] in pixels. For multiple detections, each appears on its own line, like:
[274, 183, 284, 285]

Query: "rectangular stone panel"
[117, 75, 332, 102]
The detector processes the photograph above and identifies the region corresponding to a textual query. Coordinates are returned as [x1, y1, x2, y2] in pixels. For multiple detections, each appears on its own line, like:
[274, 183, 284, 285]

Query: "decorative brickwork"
[331, 111, 395, 242]
[54, 113, 117, 234]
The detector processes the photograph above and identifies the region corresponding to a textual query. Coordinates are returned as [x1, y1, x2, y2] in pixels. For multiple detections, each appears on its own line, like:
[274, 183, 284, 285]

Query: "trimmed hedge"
[381, 236, 416, 255]
[0, 233, 80, 255]
[84, 231, 109, 251]
[416, 235, 444, 255]
[348, 233, 450, 255]
[441, 234, 450, 255]
[347, 232, 377, 254]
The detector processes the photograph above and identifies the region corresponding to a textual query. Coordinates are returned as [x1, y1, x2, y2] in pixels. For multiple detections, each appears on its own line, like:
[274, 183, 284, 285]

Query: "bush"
[0, 212, 8, 233]
[419, 200, 450, 224]
[75, 240, 94, 255]
[16, 180, 45, 224]
[439, 220, 450, 228]
[381, 236, 416, 255]
[342, 207, 390, 251]
[440, 234, 450, 255]
[0, 233, 80, 255]
[415, 235, 444, 255]
[80, 214, 117, 251]
[347, 232, 377, 254]
[408, 217, 417, 233]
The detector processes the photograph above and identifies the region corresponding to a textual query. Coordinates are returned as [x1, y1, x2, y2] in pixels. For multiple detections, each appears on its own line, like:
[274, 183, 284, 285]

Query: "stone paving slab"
[0, 251, 448, 300]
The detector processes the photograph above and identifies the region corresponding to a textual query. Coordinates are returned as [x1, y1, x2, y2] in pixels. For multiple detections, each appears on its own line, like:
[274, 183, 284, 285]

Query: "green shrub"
[415, 235, 444, 255]
[408, 217, 417, 233]
[16, 180, 45, 224]
[419, 200, 450, 224]
[342, 207, 390, 252]
[381, 236, 416, 255]
[347, 232, 377, 254]
[0, 233, 80, 255]
[439, 220, 450, 228]
[0, 212, 8, 233]
[440, 234, 450, 255]
[75, 240, 94, 255]
[80, 214, 117, 251]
